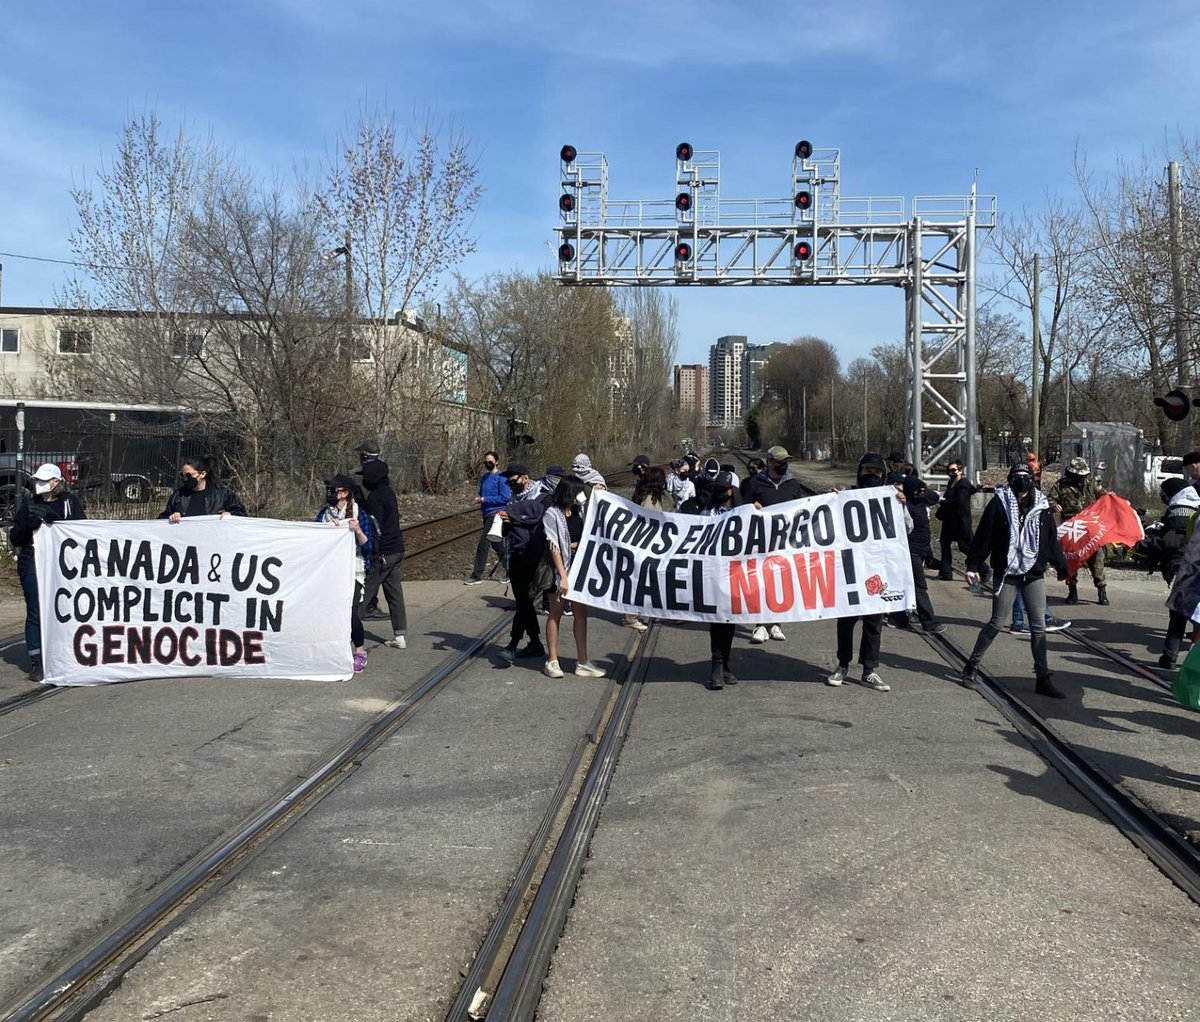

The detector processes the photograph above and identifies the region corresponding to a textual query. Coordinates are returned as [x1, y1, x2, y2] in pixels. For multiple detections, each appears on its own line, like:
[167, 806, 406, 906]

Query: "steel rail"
[445, 628, 649, 1022]
[483, 624, 658, 1021]
[0, 613, 511, 1022]
[0, 686, 61, 718]
[920, 629, 1200, 905]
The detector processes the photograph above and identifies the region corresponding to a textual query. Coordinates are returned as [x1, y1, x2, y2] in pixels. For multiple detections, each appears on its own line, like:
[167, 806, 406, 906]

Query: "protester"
[828, 453, 909, 692]
[719, 462, 742, 488]
[360, 460, 407, 650]
[741, 445, 803, 643]
[1183, 451, 1200, 486]
[1026, 450, 1043, 486]
[160, 455, 246, 521]
[936, 458, 985, 589]
[9, 464, 86, 682]
[497, 463, 551, 664]
[571, 453, 607, 495]
[683, 472, 742, 690]
[887, 475, 945, 634]
[960, 462, 1069, 698]
[543, 476, 605, 678]
[356, 439, 382, 468]
[623, 466, 669, 633]
[886, 451, 908, 485]
[1141, 478, 1200, 667]
[525, 464, 565, 503]
[629, 454, 651, 482]
[665, 458, 696, 508]
[1049, 457, 1109, 605]
[315, 474, 376, 673]
[465, 450, 510, 586]
[701, 457, 721, 483]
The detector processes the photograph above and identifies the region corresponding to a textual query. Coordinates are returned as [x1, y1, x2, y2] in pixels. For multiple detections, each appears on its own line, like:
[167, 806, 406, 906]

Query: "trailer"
[1059, 422, 1144, 496]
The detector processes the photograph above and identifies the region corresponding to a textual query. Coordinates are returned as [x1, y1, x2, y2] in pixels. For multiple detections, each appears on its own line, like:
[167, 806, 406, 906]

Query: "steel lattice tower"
[553, 142, 996, 481]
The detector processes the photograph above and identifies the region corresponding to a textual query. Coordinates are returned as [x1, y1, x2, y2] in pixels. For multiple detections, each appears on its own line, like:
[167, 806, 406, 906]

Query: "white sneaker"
[768, 624, 786, 641]
[861, 671, 890, 692]
[750, 626, 769, 644]
[575, 660, 607, 677]
[544, 659, 564, 679]
[826, 666, 846, 686]
[385, 635, 407, 649]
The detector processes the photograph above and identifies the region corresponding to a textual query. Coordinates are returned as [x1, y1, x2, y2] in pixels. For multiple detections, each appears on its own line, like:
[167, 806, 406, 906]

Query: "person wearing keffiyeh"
[960, 462, 1069, 697]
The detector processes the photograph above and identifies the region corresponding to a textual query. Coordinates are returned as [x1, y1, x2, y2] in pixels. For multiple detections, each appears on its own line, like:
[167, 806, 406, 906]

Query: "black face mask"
[180, 476, 199, 494]
[508, 477, 525, 494]
[485, 462, 496, 471]
[1010, 475, 1034, 494]
[325, 486, 340, 506]
[857, 472, 887, 488]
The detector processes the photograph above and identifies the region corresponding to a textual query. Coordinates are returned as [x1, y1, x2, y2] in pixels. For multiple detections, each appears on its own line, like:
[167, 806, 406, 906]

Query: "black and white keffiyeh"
[998, 484, 1048, 575]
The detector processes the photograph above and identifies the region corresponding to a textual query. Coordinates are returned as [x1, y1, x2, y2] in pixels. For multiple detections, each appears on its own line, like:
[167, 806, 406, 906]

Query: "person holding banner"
[315, 474, 376, 673]
[159, 456, 247, 522]
[623, 467, 670, 632]
[665, 459, 695, 509]
[960, 462, 1069, 698]
[1049, 457, 1109, 606]
[683, 471, 743, 690]
[543, 476, 606, 679]
[741, 445, 803, 644]
[9, 463, 86, 683]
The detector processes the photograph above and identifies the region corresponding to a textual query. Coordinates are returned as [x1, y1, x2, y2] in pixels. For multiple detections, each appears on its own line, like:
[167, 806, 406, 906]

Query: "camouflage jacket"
[1047, 476, 1105, 518]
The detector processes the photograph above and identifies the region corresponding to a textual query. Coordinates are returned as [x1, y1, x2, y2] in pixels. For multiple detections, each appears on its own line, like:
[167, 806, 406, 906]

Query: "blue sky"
[2, 0, 1199, 368]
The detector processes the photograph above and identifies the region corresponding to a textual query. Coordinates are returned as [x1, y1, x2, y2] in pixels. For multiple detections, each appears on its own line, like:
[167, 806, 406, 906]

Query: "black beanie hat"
[858, 452, 887, 473]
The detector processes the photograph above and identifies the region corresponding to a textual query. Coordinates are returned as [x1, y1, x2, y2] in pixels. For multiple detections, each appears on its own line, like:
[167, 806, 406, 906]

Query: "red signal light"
[558, 243, 575, 262]
[795, 140, 813, 159]
[559, 194, 575, 213]
[794, 241, 812, 261]
[560, 145, 577, 164]
[675, 192, 692, 212]
[1155, 388, 1194, 421]
[676, 142, 693, 162]
[675, 241, 692, 261]
[794, 191, 812, 210]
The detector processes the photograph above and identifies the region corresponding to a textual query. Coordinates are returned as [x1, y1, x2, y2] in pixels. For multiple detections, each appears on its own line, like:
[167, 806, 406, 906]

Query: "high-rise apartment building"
[673, 364, 709, 417]
[743, 341, 785, 409]
[709, 335, 747, 427]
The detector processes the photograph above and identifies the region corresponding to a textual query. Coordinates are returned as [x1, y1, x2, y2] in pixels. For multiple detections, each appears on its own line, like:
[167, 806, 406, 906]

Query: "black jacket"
[966, 492, 1067, 582]
[903, 489, 939, 560]
[740, 471, 803, 507]
[936, 477, 976, 540]
[159, 483, 247, 520]
[364, 480, 403, 556]
[9, 489, 87, 572]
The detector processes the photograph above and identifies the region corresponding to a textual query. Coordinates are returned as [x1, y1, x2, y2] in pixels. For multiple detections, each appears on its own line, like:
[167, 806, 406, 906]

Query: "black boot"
[1035, 674, 1065, 698]
[959, 658, 980, 689]
[707, 656, 725, 690]
[1097, 586, 1110, 606]
[1065, 583, 1079, 605]
[722, 660, 738, 686]
[28, 654, 43, 684]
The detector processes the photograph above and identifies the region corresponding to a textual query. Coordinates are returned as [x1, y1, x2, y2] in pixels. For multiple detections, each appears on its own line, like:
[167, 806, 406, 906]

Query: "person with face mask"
[159, 455, 247, 522]
[497, 463, 551, 664]
[960, 462, 1070, 698]
[359, 459, 407, 650]
[828, 453, 909, 692]
[741, 445, 804, 643]
[542, 476, 605, 679]
[465, 450, 510, 586]
[9, 463, 86, 683]
[682, 471, 742, 689]
[935, 458, 985, 589]
[1048, 457, 1109, 605]
[315, 474, 376, 673]
[665, 459, 696, 509]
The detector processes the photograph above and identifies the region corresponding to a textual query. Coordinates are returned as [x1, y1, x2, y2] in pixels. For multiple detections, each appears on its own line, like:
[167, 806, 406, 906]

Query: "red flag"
[1056, 494, 1145, 572]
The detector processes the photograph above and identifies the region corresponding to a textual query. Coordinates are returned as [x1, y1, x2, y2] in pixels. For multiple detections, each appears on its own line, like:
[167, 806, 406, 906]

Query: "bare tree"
[615, 289, 678, 453]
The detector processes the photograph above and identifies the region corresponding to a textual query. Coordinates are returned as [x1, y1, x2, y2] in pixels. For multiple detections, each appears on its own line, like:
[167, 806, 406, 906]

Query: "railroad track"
[0, 617, 658, 1022]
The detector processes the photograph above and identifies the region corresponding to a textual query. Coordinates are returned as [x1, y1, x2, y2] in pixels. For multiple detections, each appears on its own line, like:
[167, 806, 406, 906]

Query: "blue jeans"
[18, 556, 40, 655]
[1012, 588, 1054, 629]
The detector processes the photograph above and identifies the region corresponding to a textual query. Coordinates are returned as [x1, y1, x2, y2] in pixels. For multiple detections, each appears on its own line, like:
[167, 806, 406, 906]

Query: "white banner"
[34, 517, 355, 686]
[566, 489, 915, 624]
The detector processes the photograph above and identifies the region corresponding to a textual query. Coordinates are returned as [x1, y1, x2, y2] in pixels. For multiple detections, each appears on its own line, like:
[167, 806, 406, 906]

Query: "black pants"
[351, 581, 364, 648]
[470, 514, 506, 580]
[509, 560, 541, 647]
[710, 623, 735, 664]
[891, 551, 938, 627]
[362, 551, 408, 635]
[836, 615, 883, 672]
[1164, 609, 1190, 660]
[939, 532, 972, 578]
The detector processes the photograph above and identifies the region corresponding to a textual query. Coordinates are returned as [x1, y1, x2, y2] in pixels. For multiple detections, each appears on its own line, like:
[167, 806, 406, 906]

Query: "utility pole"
[343, 229, 354, 344]
[862, 373, 868, 452]
[1169, 161, 1191, 451]
[802, 386, 807, 453]
[1031, 252, 1041, 458]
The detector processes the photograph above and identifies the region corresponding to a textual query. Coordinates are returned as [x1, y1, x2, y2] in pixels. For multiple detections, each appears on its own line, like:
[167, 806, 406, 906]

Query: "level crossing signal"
[558, 243, 575, 262]
[675, 192, 692, 212]
[795, 140, 813, 159]
[675, 240, 693, 262]
[794, 190, 812, 210]
[560, 144, 577, 164]
[559, 193, 575, 213]
[794, 240, 812, 262]
[1155, 388, 1200, 421]
[676, 142, 693, 162]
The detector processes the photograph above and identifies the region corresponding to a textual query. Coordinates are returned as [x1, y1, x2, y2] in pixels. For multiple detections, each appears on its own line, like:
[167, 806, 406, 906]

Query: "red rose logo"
[865, 575, 885, 596]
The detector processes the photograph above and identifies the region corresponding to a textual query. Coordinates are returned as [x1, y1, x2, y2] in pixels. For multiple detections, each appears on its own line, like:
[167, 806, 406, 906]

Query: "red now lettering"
[793, 550, 835, 609]
[729, 559, 761, 614]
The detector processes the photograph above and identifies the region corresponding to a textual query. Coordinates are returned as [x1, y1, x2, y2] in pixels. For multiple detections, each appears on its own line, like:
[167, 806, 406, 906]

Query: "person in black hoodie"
[159, 455, 246, 521]
[360, 459, 408, 649]
[9, 463, 87, 682]
[888, 475, 945, 633]
[936, 458, 987, 589]
[960, 462, 1069, 697]
[740, 444, 804, 644]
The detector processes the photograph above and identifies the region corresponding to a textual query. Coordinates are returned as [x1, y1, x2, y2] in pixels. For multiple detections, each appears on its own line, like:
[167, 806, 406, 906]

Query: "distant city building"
[709, 335, 747, 428]
[673, 364, 709, 418]
[742, 341, 785, 409]
[608, 315, 634, 408]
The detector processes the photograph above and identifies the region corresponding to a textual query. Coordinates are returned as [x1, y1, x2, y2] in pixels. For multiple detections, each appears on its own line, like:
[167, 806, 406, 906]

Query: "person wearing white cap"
[8, 464, 86, 683]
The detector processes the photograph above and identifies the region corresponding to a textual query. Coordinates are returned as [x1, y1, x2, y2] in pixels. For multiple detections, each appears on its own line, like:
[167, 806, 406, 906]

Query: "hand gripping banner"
[34, 517, 356, 685]
[566, 489, 915, 624]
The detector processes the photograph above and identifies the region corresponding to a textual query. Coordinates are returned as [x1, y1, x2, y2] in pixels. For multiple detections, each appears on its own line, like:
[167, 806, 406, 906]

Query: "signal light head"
[560, 144, 577, 164]
[675, 192, 692, 212]
[559, 194, 575, 213]
[675, 241, 692, 261]
[676, 142, 693, 162]
[558, 242, 575, 262]
[795, 140, 813, 159]
[794, 240, 813, 261]
[1155, 388, 1194, 421]
[794, 190, 812, 210]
